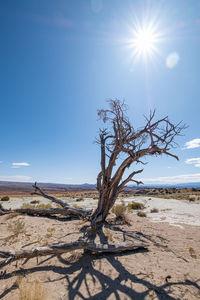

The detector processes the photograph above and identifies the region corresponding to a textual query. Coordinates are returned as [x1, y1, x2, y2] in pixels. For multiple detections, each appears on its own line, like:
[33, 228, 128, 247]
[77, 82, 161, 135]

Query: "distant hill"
[129, 182, 200, 188]
[0, 181, 96, 196]
[0, 180, 200, 196]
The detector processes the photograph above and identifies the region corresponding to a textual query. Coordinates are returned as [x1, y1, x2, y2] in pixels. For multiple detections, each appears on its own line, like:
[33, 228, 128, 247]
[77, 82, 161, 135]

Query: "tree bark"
[0, 240, 148, 269]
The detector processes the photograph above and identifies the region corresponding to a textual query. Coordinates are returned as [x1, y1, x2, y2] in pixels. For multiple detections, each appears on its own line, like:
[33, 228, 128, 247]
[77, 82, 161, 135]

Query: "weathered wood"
[0, 207, 80, 218]
[0, 240, 148, 269]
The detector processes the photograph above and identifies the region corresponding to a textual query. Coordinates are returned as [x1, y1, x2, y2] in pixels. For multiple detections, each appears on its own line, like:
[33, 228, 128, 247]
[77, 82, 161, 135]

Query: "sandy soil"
[0, 197, 200, 299]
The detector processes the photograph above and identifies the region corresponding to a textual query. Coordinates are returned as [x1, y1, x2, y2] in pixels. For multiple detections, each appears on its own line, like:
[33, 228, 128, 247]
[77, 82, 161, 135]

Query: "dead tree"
[91, 100, 186, 226]
[0, 100, 186, 267]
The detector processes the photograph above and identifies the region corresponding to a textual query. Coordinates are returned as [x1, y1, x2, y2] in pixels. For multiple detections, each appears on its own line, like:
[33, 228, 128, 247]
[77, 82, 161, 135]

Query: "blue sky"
[0, 0, 200, 185]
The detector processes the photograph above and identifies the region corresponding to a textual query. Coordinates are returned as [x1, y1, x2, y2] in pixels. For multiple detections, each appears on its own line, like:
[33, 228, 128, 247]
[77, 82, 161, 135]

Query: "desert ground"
[0, 192, 200, 299]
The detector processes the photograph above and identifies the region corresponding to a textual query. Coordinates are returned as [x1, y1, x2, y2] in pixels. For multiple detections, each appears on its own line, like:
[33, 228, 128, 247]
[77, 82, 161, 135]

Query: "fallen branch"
[0, 207, 89, 219]
[31, 182, 91, 219]
[0, 183, 92, 220]
[0, 240, 148, 269]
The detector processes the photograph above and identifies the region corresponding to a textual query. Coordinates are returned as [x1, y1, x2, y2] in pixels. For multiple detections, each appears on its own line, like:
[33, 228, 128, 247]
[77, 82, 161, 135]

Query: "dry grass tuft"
[188, 196, 195, 202]
[127, 201, 145, 210]
[122, 213, 132, 224]
[30, 199, 40, 205]
[189, 247, 197, 259]
[7, 219, 25, 236]
[0, 196, 10, 201]
[137, 211, 147, 217]
[150, 208, 159, 213]
[111, 202, 126, 218]
[36, 203, 52, 209]
[47, 227, 55, 233]
[68, 250, 83, 262]
[16, 277, 46, 300]
[76, 197, 84, 202]
[20, 203, 52, 209]
[73, 204, 81, 209]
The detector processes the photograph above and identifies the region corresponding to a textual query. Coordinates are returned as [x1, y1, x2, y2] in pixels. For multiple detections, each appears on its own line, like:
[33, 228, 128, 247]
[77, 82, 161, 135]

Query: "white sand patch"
[1, 195, 200, 227]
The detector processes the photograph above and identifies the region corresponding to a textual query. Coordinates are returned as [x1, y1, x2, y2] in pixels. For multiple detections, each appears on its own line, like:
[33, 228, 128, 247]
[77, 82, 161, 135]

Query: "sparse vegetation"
[189, 247, 197, 259]
[93, 196, 99, 200]
[127, 201, 145, 210]
[1, 196, 10, 201]
[47, 227, 55, 233]
[189, 196, 195, 202]
[16, 277, 46, 300]
[36, 203, 52, 209]
[30, 199, 40, 205]
[7, 219, 25, 236]
[73, 204, 81, 208]
[111, 202, 126, 219]
[20, 203, 52, 209]
[150, 208, 159, 213]
[76, 197, 84, 202]
[137, 211, 147, 217]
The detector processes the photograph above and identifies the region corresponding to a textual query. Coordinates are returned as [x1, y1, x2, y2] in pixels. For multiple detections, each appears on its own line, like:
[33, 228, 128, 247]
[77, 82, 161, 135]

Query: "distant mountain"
[0, 180, 200, 196]
[129, 182, 200, 188]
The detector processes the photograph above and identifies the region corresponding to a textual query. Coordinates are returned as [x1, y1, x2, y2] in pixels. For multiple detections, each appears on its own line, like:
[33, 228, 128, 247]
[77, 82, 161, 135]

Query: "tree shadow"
[0, 251, 199, 300]
[0, 227, 199, 299]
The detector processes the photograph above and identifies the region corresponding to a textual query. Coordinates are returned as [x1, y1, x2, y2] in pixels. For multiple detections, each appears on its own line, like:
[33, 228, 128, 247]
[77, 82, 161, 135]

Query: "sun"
[134, 27, 156, 54]
[128, 22, 161, 61]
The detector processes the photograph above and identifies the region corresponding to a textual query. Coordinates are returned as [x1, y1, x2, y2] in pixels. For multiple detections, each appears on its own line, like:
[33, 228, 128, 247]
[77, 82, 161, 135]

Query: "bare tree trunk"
[91, 188, 118, 227]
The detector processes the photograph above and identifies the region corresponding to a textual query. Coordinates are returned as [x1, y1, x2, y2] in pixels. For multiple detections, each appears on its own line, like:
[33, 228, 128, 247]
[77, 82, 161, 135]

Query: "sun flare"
[128, 22, 161, 61]
[134, 27, 156, 54]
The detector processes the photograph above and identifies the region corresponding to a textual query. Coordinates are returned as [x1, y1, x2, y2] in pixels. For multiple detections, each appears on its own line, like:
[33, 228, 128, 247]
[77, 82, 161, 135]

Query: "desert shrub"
[20, 203, 52, 209]
[137, 211, 147, 217]
[1, 196, 10, 201]
[36, 203, 52, 208]
[189, 196, 195, 202]
[16, 277, 46, 300]
[189, 247, 197, 259]
[76, 197, 83, 202]
[47, 227, 55, 233]
[122, 213, 132, 224]
[111, 202, 126, 218]
[20, 203, 34, 209]
[7, 220, 25, 236]
[73, 204, 81, 208]
[127, 201, 145, 210]
[150, 208, 159, 213]
[93, 196, 99, 200]
[30, 199, 40, 205]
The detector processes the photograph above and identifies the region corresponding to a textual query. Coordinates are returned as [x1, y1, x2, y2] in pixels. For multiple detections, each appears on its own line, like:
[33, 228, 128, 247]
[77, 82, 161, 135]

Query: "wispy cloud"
[141, 173, 200, 184]
[0, 176, 31, 182]
[183, 138, 200, 149]
[186, 158, 200, 167]
[12, 162, 30, 168]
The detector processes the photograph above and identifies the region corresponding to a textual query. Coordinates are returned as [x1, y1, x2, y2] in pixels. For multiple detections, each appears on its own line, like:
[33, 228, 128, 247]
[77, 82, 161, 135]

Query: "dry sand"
[0, 196, 199, 299]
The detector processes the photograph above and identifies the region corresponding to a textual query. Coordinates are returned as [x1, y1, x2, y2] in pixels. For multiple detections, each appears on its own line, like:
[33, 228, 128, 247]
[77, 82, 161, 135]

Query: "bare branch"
[118, 169, 144, 191]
